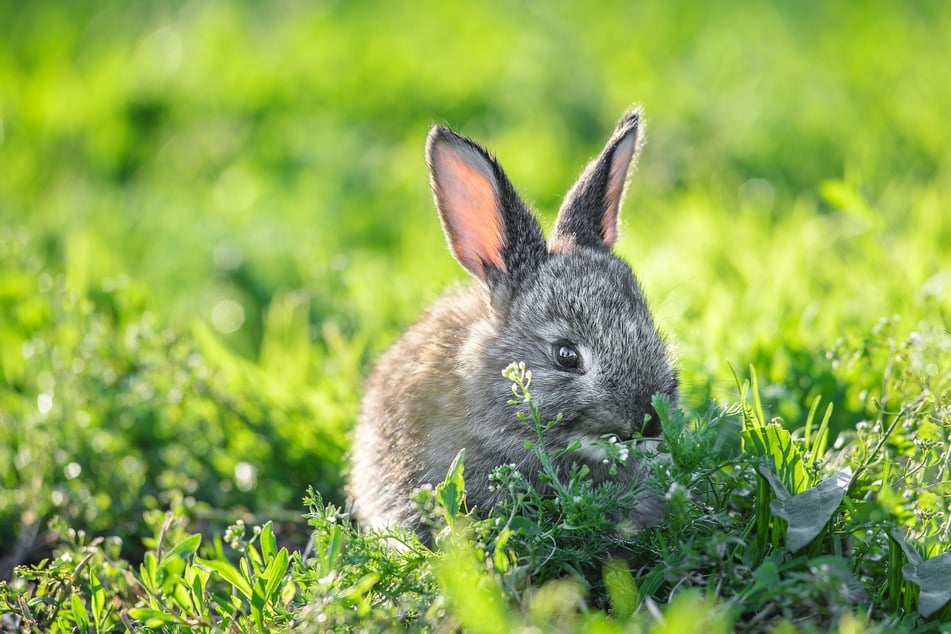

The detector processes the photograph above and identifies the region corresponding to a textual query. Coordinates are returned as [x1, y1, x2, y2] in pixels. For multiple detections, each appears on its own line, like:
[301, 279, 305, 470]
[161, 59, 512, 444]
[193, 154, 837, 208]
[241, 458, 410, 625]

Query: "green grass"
[1, 1, 950, 631]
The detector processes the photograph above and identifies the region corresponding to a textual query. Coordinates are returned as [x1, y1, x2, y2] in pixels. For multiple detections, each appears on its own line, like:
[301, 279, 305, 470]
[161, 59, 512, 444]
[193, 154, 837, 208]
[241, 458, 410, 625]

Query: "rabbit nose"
[618, 405, 660, 440]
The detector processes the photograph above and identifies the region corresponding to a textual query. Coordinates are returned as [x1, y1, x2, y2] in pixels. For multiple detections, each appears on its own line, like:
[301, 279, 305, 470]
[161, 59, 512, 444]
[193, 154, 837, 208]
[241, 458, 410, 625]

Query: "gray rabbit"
[348, 108, 679, 539]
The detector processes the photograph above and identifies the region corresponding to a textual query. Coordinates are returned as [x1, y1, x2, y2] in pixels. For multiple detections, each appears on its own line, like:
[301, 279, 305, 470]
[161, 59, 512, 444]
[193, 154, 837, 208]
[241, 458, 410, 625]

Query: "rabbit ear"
[551, 108, 643, 251]
[426, 125, 546, 286]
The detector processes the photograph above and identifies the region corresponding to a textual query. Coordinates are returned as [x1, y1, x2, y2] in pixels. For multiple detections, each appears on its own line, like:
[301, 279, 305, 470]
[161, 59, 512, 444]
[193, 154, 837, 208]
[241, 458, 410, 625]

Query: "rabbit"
[347, 108, 679, 540]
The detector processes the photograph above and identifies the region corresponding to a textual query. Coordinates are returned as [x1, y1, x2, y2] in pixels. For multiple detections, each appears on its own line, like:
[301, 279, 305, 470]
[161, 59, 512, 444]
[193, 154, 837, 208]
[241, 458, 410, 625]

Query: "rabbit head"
[426, 109, 678, 460]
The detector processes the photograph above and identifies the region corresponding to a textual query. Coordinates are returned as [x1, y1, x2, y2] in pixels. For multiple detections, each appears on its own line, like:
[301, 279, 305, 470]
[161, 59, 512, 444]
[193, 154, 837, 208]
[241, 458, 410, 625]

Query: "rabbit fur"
[348, 108, 679, 539]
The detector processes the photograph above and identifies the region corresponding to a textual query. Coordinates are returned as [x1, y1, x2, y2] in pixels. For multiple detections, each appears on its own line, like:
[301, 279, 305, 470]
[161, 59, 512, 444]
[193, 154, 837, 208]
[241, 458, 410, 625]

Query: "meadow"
[0, 1, 949, 631]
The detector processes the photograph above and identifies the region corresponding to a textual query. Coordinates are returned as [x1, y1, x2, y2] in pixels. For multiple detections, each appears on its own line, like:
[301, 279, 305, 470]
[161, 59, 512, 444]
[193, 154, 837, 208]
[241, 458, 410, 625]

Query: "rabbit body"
[348, 109, 679, 538]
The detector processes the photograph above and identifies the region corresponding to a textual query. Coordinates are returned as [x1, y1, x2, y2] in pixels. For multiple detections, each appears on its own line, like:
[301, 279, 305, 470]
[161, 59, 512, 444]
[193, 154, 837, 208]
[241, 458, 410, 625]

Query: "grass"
[1, 0, 950, 631]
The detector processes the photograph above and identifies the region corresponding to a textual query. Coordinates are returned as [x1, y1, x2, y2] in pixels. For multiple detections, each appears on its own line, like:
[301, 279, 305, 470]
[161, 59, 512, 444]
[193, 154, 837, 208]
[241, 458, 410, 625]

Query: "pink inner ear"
[435, 145, 505, 281]
[603, 134, 637, 246]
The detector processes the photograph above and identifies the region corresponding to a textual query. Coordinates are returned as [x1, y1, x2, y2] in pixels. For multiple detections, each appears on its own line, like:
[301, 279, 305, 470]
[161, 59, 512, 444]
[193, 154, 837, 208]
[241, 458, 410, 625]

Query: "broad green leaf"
[70, 593, 90, 629]
[127, 607, 187, 628]
[508, 516, 540, 536]
[140, 551, 158, 591]
[742, 422, 809, 495]
[603, 560, 639, 618]
[247, 543, 264, 574]
[437, 449, 466, 521]
[770, 468, 851, 552]
[260, 521, 277, 561]
[262, 548, 290, 604]
[251, 590, 266, 632]
[172, 582, 194, 614]
[751, 560, 780, 588]
[281, 579, 298, 606]
[439, 482, 461, 518]
[186, 565, 210, 613]
[162, 533, 202, 565]
[196, 557, 253, 599]
[902, 551, 951, 617]
[158, 555, 186, 594]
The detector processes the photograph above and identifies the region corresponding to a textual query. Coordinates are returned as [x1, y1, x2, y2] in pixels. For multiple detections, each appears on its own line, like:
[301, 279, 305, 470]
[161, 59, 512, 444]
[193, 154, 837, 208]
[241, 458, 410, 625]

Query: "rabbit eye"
[553, 343, 581, 370]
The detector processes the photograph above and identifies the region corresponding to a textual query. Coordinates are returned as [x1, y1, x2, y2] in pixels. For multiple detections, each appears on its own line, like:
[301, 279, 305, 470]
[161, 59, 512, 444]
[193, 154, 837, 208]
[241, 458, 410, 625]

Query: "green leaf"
[508, 516, 540, 536]
[752, 560, 780, 588]
[281, 579, 298, 606]
[241, 552, 255, 583]
[742, 422, 809, 495]
[71, 593, 90, 630]
[186, 565, 210, 614]
[127, 607, 187, 628]
[196, 557, 254, 599]
[262, 548, 290, 604]
[492, 528, 513, 573]
[436, 449, 466, 521]
[157, 554, 186, 595]
[439, 482, 461, 518]
[140, 551, 158, 592]
[260, 521, 277, 561]
[317, 522, 343, 575]
[251, 588, 266, 632]
[902, 551, 951, 618]
[770, 468, 851, 552]
[162, 533, 202, 565]
[603, 560, 639, 618]
[89, 568, 106, 631]
[171, 582, 194, 614]
[247, 543, 264, 574]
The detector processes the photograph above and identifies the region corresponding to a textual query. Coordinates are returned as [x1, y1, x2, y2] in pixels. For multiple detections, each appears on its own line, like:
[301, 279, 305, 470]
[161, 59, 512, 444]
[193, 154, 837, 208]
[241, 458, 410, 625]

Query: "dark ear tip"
[427, 124, 453, 141]
[615, 106, 643, 136]
[427, 124, 477, 163]
[426, 124, 453, 155]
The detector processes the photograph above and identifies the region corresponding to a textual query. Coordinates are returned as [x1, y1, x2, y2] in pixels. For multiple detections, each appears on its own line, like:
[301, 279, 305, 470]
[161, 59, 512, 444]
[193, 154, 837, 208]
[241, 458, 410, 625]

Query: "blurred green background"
[1, 0, 949, 562]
